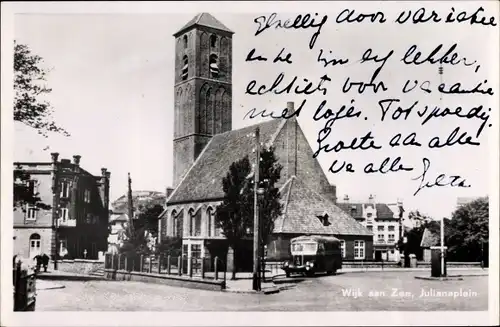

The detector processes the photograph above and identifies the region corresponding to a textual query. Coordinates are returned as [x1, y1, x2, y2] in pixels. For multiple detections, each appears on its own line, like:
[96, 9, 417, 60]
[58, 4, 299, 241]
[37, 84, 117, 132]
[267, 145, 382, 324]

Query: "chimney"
[368, 194, 375, 204]
[101, 168, 107, 176]
[286, 101, 298, 179]
[73, 155, 81, 166]
[286, 101, 295, 115]
[344, 194, 349, 203]
[50, 152, 59, 163]
[166, 187, 174, 199]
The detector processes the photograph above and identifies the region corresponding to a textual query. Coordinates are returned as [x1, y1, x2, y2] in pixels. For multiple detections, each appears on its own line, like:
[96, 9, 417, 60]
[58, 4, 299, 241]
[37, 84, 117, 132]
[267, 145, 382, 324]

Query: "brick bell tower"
[172, 13, 234, 187]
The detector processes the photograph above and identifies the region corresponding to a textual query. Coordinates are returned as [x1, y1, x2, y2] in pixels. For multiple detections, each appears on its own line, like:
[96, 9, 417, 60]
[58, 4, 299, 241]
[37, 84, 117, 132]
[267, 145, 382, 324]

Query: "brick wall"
[173, 25, 233, 188]
[14, 227, 53, 259]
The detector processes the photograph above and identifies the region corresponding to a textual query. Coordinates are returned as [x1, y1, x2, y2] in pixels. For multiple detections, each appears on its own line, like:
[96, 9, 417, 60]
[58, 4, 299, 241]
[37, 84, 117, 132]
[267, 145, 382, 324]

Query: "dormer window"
[210, 35, 217, 48]
[209, 54, 219, 78]
[316, 211, 330, 226]
[182, 55, 188, 80]
[183, 35, 188, 49]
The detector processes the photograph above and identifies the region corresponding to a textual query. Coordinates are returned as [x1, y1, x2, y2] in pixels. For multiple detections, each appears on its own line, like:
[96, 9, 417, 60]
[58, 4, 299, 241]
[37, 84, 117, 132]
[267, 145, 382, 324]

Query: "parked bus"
[282, 235, 342, 277]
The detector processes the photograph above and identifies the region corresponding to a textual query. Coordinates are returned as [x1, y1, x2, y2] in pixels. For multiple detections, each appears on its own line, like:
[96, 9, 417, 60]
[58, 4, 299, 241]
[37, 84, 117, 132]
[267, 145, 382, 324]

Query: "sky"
[10, 2, 499, 220]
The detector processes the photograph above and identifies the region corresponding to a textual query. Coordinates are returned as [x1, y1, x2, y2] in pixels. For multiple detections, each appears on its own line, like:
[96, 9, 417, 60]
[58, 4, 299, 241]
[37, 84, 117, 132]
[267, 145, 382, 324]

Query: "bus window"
[291, 242, 316, 253]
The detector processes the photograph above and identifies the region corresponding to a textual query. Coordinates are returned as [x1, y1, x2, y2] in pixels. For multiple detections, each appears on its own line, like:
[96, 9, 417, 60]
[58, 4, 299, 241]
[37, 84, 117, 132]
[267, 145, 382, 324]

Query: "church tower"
[172, 13, 234, 187]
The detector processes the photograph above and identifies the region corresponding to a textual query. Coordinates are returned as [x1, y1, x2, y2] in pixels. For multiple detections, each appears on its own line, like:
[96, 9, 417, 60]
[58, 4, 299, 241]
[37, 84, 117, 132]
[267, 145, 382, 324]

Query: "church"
[158, 13, 373, 272]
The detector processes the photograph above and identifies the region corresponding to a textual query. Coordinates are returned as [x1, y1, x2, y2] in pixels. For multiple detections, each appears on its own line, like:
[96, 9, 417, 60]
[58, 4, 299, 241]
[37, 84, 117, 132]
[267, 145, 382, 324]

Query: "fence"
[105, 253, 227, 284]
[13, 260, 36, 311]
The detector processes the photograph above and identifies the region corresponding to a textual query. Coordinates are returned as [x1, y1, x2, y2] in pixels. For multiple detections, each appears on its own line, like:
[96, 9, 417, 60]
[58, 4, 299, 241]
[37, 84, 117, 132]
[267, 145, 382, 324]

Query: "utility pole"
[127, 173, 134, 237]
[252, 127, 261, 291]
[439, 64, 446, 277]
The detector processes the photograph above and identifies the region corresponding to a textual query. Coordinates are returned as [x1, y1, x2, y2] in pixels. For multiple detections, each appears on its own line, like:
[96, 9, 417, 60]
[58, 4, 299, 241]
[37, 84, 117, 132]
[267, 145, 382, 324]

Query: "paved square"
[35, 270, 487, 311]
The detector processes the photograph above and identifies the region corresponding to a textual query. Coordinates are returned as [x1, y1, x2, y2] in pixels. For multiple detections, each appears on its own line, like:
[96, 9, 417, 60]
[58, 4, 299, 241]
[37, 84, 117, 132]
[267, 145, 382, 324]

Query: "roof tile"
[175, 13, 234, 36]
[274, 177, 372, 236]
[168, 119, 284, 203]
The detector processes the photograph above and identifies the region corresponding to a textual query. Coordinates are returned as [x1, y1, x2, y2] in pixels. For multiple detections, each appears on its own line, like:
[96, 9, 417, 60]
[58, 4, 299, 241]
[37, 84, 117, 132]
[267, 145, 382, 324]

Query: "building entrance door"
[29, 234, 42, 259]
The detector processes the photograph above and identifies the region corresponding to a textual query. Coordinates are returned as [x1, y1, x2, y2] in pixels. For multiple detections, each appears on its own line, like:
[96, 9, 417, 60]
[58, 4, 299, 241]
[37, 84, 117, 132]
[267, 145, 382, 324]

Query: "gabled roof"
[274, 177, 372, 236]
[420, 228, 440, 248]
[174, 13, 234, 36]
[168, 118, 285, 204]
[337, 202, 395, 219]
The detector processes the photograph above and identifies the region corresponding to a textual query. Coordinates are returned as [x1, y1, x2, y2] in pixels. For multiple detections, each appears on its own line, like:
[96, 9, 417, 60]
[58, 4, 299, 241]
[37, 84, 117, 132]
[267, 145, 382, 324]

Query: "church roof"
[168, 118, 285, 204]
[274, 177, 372, 236]
[174, 13, 234, 36]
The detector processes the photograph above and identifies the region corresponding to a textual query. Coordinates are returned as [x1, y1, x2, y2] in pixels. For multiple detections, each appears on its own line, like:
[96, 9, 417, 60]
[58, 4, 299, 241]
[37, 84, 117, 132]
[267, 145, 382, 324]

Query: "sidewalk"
[36, 270, 106, 281]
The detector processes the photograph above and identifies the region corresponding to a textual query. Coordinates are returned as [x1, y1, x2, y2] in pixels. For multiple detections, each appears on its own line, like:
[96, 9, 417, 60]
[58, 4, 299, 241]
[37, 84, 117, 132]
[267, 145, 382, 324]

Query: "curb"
[37, 284, 66, 290]
[36, 273, 106, 281]
[223, 287, 280, 295]
[36, 280, 66, 290]
[415, 274, 488, 281]
[223, 284, 296, 295]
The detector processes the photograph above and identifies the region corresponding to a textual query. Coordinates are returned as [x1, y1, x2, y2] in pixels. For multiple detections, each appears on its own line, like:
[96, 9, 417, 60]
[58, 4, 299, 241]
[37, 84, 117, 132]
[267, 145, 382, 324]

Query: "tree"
[447, 198, 489, 262]
[13, 166, 51, 212]
[119, 205, 164, 255]
[13, 42, 69, 212]
[216, 146, 283, 280]
[14, 41, 69, 137]
[135, 204, 164, 238]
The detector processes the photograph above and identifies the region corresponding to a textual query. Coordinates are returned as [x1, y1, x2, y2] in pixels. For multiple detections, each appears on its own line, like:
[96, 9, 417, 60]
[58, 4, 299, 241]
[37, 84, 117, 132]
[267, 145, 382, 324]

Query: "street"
[35, 270, 488, 311]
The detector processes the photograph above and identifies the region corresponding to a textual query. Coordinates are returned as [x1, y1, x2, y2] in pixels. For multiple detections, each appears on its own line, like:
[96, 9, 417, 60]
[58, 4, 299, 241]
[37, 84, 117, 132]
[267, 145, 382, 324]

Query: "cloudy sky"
[9, 1, 498, 219]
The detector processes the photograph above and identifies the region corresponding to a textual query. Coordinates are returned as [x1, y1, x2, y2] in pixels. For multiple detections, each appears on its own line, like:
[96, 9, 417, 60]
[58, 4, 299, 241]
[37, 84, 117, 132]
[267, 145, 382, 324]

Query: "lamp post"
[257, 187, 265, 284]
[54, 215, 59, 270]
[252, 127, 261, 291]
[438, 64, 446, 277]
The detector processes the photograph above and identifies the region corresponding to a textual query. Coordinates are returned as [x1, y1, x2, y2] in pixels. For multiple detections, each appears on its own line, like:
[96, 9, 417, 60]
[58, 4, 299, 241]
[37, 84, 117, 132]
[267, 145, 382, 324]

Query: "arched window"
[210, 35, 217, 48]
[189, 209, 195, 236]
[172, 210, 178, 237]
[183, 35, 188, 49]
[209, 54, 219, 78]
[207, 207, 215, 237]
[182, 55, 188, 81]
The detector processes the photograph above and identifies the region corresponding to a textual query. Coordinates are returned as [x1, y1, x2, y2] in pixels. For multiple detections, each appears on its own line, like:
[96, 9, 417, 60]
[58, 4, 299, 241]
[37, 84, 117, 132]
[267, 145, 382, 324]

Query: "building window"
[377, 234, 385, 242]
[340, 240, 345, 258]
[367, 213, 373, 218]
[60, 208, 69, 222]
[26, 205, 37, 220]
[209, 54, 219, 78]
[354, 240, 365, 259]
[182, 55, 188, 80]
[60, 181, 70, 198]
[207, 207, 215, 237]
[172, 211, 178, 238]
[183, 35, 188, 49]
[210, 35, 217, 48]
[388, 225, 395, 232]
[366, 225, 373, 232]
[377, 225, 384, 231]
[190, 209, 201, 236]
[84, 189, 91, 203]
[388, 234, 395, 243]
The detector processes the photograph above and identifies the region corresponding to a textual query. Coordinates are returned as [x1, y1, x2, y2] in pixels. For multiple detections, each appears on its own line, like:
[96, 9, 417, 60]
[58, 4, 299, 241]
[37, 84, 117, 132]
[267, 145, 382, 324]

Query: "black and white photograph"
[1, 1, 499, 326]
